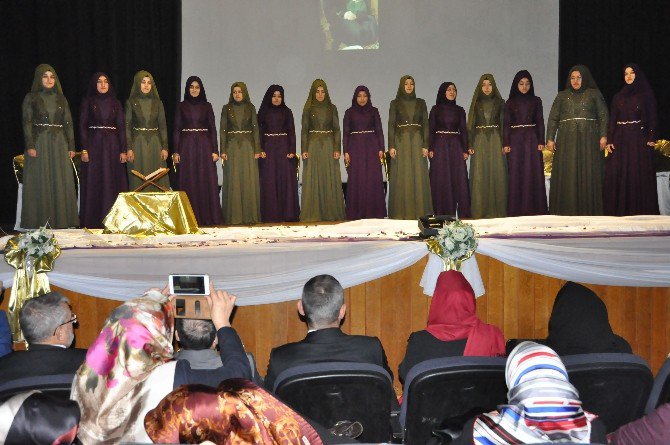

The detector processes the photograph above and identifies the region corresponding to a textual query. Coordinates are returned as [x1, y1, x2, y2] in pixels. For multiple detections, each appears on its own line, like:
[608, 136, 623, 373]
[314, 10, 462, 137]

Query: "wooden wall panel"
[2, 254, 669, 391]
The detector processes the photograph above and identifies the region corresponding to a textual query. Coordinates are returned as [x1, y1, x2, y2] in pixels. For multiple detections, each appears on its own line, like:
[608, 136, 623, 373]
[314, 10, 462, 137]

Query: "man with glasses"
[0, 291, 87, 382]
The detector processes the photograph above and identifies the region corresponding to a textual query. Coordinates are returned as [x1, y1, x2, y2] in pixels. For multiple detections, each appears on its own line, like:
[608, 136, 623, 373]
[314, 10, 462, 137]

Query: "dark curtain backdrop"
[559, 0, 670, 161]
[0, 0, 181, 224]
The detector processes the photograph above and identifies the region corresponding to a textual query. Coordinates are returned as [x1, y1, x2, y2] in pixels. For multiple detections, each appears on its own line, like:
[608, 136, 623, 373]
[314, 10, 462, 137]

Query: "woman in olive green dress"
[387, 75, 432, 220]
[546, 65, 608, 215]
[220, 82, 262, 224]
[125, 70, 169, 190]
[21, 64, 79, 229]
[300, 79, 345, 222]
[468, 74, 507, 219]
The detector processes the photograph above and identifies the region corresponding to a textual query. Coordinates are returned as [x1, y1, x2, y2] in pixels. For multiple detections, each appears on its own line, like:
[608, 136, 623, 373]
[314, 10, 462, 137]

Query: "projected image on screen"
[320, 0, 379, 50]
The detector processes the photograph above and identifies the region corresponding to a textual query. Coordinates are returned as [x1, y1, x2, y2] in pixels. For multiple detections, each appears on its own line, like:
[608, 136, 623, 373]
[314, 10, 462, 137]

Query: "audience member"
[398, 270, 505, 383]
[174, 318, 221, 369]
[71, 283, 250, 444]
[608, 402, 670, 445]
[0, 291, 86, 381]
[264, 274, 392, 391]
[0, 390, 80, 444]
[451, 341, 607, 444]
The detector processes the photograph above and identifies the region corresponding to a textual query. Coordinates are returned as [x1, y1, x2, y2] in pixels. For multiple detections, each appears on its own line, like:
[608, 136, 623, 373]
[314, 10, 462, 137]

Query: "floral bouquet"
[426, 219, 478, 271]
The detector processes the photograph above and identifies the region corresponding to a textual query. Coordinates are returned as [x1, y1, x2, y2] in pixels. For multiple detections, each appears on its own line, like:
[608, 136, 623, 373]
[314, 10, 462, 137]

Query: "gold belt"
[133, 127, 158, 131]
[34, 123, 63, 128]
[309, 130, 333, 133]
[264, 133, 288, 136]
[229, 130, 252, 134]
[89, 126, 117, 130]
[435, 130, 459, 134]
[616, 120, 642, 125]
[510, 124, 536, 128]
[182, 128, 208, 132]
[475, 125, 499, 129]
[559, 118, 595, 122]
[350, 130, 375, 134]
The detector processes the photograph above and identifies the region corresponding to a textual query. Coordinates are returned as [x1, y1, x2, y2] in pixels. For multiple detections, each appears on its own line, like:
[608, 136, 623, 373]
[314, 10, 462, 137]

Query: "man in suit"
[264, 274, 392, 391]
[0, 291, 87, 381]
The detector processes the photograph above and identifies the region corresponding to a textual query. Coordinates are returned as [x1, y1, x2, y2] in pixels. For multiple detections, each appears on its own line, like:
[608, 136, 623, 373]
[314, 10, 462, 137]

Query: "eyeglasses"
[53, 314, 78, 336]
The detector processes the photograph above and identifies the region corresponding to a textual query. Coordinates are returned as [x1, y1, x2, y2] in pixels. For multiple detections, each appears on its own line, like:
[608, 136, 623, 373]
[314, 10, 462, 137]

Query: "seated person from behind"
[264, 274, 392, 391]
[398, 270, 505, 383]
[0, 291, 87, 381]
[174, 318, 221, 369]
[451, 341, 607, 444]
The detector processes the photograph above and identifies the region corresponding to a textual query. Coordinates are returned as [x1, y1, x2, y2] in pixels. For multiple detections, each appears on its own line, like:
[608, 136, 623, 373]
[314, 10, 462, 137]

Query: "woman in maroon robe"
[173, 76, 222, 225]
[503, 70, 547, 216]
[79, 72, 128, 228]
[257, 85, 299, 222]
[604, 63, 659, 215]
[428, 82, 471, 216]
[342, 85, 386, 219]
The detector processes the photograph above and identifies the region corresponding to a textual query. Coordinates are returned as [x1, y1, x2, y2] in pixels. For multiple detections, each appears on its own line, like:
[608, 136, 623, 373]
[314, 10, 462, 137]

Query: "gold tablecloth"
[103, 192, 200, 236]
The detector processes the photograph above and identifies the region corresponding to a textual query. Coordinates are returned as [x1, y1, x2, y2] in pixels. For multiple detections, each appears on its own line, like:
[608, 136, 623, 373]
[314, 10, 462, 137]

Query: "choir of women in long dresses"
[299, 79, 346, 222]
[342, 85, 386, 219]
[125, 70, 169, 191]
[21, 64, 79, 228]
[79, 73, 128, 228]
[220, 82, 262, 224]
[387, 75, 432, 219]
[503, 70, 547, 216]
[604, 64, 659, 215]
[468, 74, 507, 219]
[428, 82, 471, 217]
[546, 65, 608, 215]
[173, 76, 222, 225]
[257, 85, 300, 222]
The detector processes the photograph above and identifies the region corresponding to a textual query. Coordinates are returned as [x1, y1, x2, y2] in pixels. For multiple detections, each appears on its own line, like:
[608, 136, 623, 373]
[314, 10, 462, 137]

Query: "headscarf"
[0, 390, 80, 445]
[467, 73, 503, 132]
[303, 79, 332, 111]
[620, 63, 654, 97]
[30, 63, 64, 94]
[508, 70, 536, 99]
[71, 290, 174, 443]
[145, 379, 323, 445]
[564, 65, 599, 93]
[183, 75, 207, 104]
[473, 341, 596, 444]
[129, 70, 161, 100]
[547, 282, 631, 355]
[228, 81, 251, 105]
[396, 75, 416, 101]
[436, 82, 456, 106]
[86, 72, 116, 99]
[425, 271, 505, 356]
[350, 85, 374, 112]
[258, 84, 287, 122]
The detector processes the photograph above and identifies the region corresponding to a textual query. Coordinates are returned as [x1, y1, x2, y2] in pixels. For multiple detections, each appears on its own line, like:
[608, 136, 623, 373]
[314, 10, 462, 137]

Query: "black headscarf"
[564, 65, 599, 93]
[257, 84, 287, 122]
[183, 76, 207, 104]
[508, 70, 535, 98]
[436, 82, 456, 106]
[620, 63, 654, 98]
[546, 282, 632, 355]
[86, 72, 116, 99]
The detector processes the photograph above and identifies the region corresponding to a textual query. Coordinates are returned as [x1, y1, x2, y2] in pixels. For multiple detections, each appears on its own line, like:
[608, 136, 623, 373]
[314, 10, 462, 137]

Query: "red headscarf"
[426, 270, 505, 356]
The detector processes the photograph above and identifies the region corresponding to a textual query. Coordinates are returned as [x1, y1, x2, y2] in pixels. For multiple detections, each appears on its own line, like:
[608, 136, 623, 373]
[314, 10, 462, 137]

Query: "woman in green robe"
[300, 79, 345, 222]
[387, 75, 432, 220]
[546, 65, 608, 215]
[21, 64, 79, 229]
[125, 71, 169, 191]
[468, 74, 507, 219]
[220, 82, 262, 224]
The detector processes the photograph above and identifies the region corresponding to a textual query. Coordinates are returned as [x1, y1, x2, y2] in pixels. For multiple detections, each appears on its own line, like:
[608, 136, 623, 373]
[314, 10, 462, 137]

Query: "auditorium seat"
[246, 351, 263, 386]
[272, 362, 397, 443]
[399, 356, 507, 445]
[562, 353, 653, 433]
[645, 355, 670, 414]
[0, 373, 75, 402]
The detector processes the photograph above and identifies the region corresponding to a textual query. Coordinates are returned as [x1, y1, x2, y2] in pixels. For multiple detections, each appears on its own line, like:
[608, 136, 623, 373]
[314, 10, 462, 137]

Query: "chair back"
[0, 373, 75, 402]
[645, 356, 670, 414]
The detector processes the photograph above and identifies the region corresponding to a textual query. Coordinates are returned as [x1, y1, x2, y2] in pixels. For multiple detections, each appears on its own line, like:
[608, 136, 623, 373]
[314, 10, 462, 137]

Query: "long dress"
[503, 95, 547, 216]
[220, 102, 261, 224]
[258, 107, 299, 222]
[343, 104, 386, 219]
[604, 91, 659, 215]
[79, 94, 128, 228]
[300, 104, 346, 222]
[174, 101, 223, 225]
[546, 89, 608, 215]
[428, 103, 471, 216]
[125, 98, 169, 190]
[21, 91, 79, 228]
[387, 98, 432, 219]
[469, 97, 507, 218]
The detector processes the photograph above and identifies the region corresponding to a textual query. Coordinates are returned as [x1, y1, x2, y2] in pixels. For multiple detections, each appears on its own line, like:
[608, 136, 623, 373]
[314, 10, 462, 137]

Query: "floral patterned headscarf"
[71, 290, 174, 443]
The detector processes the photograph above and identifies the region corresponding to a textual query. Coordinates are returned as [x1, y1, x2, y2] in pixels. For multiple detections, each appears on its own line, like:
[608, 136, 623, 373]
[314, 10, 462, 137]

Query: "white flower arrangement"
[17, 226, 57, 260]
[426, 219, 478, 271]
